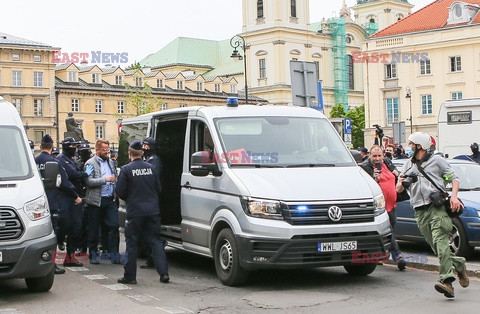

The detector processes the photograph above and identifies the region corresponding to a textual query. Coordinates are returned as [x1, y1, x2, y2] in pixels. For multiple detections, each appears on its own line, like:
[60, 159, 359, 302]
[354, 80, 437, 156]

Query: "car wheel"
[344, 263, 377, 276]
[450, 218, 474, 258]
[25, 267, 55, 292]
[214, 229, 248, 286]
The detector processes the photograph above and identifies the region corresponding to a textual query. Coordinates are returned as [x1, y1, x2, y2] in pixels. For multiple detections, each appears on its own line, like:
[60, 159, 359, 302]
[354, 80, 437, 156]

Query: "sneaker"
[457, 266, 469, 288]
[118, 277, 137, 285]
[434, 280, 455, 298]
[160, 274, 170, 283]
[63, 256, 83, 267]
[397, 260, 406, 271]
[58, 243, 65, 251]
[54, 264, 66, 275]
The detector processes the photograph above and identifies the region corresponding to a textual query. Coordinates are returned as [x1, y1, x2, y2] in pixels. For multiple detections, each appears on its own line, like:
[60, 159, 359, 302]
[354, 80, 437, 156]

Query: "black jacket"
[57, 153, 88, 197]
[115, 158, 160, 219]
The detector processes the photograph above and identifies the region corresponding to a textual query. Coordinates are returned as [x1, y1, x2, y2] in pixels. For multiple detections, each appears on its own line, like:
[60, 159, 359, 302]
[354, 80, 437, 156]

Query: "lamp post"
[405, 86, 413, 134]
[230, 35, 248, 104]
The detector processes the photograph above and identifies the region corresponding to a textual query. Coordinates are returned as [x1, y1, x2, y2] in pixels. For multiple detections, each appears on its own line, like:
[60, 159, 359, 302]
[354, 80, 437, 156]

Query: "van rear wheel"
[344, 264, 377, 276]
[25, 266, 55, 292]
[214, 229, 248, 286]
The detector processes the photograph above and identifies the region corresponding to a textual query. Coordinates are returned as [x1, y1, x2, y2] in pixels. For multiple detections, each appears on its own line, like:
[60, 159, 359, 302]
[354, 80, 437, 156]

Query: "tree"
[330, 103, 365, 148]
[125, 61, 141, 71]
[122, 83, 163, 117]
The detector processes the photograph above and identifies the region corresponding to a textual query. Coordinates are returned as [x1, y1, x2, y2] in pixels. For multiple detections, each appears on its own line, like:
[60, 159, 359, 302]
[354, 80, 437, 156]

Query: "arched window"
[257, 0, 264, 19]
[347, 55, 354, 90]
[291, 0, 297, 18]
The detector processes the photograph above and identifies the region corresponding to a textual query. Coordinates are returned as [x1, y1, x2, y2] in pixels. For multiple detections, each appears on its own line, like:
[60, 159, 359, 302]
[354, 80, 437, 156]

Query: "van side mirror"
[44, 161, 60, 190]
[190, 151, 222, 177]
[350, 150, 363, 163]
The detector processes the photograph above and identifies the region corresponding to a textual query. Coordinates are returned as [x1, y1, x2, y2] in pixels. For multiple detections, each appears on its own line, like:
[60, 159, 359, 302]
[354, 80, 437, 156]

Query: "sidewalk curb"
[385, 260, 480, 279]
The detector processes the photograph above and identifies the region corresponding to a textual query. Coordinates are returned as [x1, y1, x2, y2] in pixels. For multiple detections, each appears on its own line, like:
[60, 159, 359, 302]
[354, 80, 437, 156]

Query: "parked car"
[392, 158, 480, 258]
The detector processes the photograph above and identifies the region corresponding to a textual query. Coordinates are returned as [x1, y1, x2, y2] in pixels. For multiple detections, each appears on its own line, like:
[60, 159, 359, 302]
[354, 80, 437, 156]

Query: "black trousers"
[124, 215, 168, 280]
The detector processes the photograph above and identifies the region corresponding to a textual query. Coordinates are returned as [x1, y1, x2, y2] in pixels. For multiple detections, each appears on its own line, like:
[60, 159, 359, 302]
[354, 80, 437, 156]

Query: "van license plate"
[318, 241, 357, 252]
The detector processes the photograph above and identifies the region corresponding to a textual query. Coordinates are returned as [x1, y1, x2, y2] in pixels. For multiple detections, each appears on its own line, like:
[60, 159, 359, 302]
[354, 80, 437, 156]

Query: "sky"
[2, 0, 432, 67]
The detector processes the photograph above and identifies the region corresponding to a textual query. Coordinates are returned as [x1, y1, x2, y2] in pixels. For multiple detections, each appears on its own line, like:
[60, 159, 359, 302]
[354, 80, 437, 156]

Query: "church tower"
[353, 0, 413, 32]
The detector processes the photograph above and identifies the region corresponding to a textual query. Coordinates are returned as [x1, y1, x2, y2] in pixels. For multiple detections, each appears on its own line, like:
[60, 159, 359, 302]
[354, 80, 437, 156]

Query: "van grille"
[283, 201, 375, 225]
[0, 208, 24, 241]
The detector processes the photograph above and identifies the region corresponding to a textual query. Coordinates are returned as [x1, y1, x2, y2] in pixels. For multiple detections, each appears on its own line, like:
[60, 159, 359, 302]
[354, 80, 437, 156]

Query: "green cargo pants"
[415, 204, 466, 281]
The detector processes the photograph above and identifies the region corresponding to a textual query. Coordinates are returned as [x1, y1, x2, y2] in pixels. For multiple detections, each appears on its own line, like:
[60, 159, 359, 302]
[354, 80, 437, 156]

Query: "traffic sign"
[344, 118, 352, 135]
[290, 61, 319, 107]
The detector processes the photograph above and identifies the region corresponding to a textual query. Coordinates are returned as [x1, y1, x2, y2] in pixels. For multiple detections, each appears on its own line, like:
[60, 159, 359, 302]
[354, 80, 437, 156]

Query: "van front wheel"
[25, 266, 55, 292]
[344, 263, 377, 276]
[214, 229, 248, 286]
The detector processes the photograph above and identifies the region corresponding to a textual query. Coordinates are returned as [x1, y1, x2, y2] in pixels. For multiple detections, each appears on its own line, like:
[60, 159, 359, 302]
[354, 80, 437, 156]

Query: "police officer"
[35, 134, 74, 275]
[29, 140, 35, 155]
[51, 147, 60, 158]
[116, 140, 169, 284]
[470, 142, 480, 164]
[57, 137, 94, 266]
[76, 141, 93, 253]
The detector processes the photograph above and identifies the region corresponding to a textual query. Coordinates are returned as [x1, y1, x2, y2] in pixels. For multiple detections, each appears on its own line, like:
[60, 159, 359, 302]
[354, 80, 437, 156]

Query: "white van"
[438, 98, 480, 157]
[119, 103, 392, 286]
[0, 97, 57, 292]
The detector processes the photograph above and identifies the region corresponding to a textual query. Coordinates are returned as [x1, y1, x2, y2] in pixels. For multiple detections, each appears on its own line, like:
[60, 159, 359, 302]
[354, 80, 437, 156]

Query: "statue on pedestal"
[65, 112, 85, 141]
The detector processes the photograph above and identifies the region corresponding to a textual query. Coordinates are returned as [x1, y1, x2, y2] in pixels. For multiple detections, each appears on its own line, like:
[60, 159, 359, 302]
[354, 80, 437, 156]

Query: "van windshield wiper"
[286, 163, 336, 168]
[229, 163, 285, 168]
[461, 187, 480, 191]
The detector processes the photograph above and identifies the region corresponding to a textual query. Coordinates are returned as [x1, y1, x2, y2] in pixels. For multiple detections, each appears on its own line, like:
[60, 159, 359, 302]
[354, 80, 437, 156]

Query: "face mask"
[385, 152, 393, 159]
[63, 146, 77, 158]
[405, 146, 414, 158]
[472, 147, 479, 154]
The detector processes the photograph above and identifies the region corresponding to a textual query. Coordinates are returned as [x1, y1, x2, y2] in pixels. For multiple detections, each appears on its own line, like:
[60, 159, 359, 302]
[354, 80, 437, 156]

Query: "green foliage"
[122, 83, 163, 117]
[329, 103, 365, 148]
[125, 62, 141, 70]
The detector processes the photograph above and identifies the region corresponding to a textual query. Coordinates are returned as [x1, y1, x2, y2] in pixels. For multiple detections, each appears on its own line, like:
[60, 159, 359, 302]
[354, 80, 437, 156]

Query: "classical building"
[362, 0, 480, 145]
[0, 32, 59, 150]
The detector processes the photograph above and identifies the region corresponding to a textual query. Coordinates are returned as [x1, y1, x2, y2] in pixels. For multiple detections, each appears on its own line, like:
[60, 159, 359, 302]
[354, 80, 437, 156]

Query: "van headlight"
[24, 195, 50, 221]
[241, 197, 284, 220]
[373, 194, 386, 216]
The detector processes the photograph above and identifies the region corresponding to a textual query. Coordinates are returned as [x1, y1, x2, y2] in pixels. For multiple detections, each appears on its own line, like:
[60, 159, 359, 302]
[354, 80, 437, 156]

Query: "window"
[12, 98, 22, 114]
[157, 79, 164, 88]
[196, 82, 203, 91]
[386, 98, 399, 125]
[33, 72, 43, 87]
[450, 56, 461, 72]
[452, 91, 463, 100]
[95, 100, 103, 113]
[385, 64, 397, 79]
[215, 83, 221, 92]
[177, 80, 183, 90]
[92, 73, 100, 83]
[291, 0, 297, 18]
[160, 103, 167, 111]
[257, 0, 264, 19]
[421, 95, 433, 115]
[230, 84, 236, 93]
[347, 55, 354, 90]
[135, 77, 143, 87]
[68, 71, 77, 82]
[34, 99, 43, 116]
[420, 59, 431, 75]
[180, 104, 188, 108]
[95, 125, 105, 139]
[117, 101, 125, 114]
[34, 130, 44, 144]
[12, 54, 20, 61]
[12, 71, 22, 86]
[33, 55, 41, 62]
[71, 99, 80, 112]
[259, 58, 266, 78]
[115, 75, 123, 85]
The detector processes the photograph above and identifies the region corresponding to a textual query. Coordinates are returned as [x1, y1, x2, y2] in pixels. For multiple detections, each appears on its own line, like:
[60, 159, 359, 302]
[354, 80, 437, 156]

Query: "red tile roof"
[371, 0, 480, 38]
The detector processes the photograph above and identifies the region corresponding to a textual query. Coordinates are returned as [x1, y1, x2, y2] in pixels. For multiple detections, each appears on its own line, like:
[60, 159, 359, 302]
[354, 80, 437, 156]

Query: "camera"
[401, 174, 418, 188]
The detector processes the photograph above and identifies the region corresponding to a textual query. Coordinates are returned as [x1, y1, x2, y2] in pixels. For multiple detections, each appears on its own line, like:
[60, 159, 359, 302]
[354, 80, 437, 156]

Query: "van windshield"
[215, 117, 355, 167]
[0, 126, 31, 180]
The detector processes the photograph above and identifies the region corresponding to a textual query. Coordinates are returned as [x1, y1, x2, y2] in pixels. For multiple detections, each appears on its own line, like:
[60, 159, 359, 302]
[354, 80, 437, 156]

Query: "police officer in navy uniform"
[57, 137, 94, 266]
[470, 143, 480, 164]
[35, 134, 74, 274]
[116, 140, 169, 285]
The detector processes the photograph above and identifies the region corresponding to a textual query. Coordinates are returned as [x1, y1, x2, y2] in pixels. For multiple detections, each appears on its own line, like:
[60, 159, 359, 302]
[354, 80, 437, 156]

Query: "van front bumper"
[237, 230, 391, 270]
[0, 231, 56, 279]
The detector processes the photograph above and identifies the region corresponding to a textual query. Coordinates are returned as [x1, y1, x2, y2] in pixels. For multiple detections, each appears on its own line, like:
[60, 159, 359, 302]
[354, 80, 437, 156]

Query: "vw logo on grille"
[327, 206, 342, 222]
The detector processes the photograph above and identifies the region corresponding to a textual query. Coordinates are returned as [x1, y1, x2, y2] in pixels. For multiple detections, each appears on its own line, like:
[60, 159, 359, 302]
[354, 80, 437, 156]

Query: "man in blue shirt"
[116, 140, 169, 284]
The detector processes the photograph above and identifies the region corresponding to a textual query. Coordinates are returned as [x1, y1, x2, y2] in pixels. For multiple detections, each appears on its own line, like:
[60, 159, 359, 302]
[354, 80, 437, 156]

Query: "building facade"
[363, 0, 480, 145]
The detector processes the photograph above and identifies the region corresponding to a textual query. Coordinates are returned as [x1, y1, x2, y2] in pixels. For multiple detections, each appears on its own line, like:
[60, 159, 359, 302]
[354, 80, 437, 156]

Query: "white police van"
[118, 101, 392, 286]
[0, 97, 58, 292]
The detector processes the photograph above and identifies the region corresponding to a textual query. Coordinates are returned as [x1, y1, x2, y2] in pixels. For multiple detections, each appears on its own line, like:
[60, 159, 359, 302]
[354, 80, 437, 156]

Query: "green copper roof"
[140, 37, 242, 76]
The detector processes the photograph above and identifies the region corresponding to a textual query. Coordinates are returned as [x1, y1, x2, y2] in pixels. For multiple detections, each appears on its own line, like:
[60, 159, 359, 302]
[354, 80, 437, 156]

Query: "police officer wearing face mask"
[470, 143, 480, 164]
[57, 137, 94, 266]
[116, 140, 169, 285]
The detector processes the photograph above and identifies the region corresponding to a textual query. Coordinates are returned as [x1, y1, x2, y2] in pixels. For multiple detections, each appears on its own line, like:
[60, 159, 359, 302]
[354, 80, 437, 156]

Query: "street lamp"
[230, 35, 248, 104]
[405, 86, 413, 134]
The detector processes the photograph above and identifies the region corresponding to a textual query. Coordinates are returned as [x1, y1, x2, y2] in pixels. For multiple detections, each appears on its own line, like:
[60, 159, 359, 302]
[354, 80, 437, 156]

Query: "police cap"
[130, 140, 143, 150]
[62, 137, 77, 145]
[41, 134, 54, 144]
[51, 147, 60, 155]
[28, 140, 35, 149]
[471, 142, 479, 149]
[143, 137, 156, 147]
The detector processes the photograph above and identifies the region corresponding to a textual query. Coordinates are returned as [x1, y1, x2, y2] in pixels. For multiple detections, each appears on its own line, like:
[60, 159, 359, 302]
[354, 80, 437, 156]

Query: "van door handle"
[184, 182, 191, 189]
